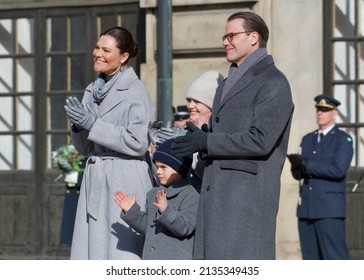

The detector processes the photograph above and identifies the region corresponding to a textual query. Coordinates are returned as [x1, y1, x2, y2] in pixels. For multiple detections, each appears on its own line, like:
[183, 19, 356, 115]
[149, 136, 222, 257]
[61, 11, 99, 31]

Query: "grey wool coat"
[121, 178, 199, 260]
[193, 55, 294, 260]
[70, 67, 156, 259]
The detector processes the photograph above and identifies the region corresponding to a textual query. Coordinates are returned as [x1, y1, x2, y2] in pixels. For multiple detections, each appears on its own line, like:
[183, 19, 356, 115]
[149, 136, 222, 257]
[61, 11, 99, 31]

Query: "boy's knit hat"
[153, 139, 192, 177]
[185, 70, 224, 109]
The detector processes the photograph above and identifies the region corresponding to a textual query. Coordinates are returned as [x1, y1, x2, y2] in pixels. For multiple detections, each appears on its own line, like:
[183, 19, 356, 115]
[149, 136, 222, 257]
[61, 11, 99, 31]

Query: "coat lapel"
[214, 74, 254, 114]
[215, 55, 274, 114]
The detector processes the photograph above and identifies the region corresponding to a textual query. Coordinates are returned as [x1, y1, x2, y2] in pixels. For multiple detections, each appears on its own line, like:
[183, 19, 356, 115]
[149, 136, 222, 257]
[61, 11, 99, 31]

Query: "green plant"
[51, 144, 85, 182]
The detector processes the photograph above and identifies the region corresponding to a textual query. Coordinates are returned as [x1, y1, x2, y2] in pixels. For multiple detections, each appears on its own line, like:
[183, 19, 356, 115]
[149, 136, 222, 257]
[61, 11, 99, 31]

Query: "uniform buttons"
[206, 186, 210, 191]
[150, 247, 155, 251]
[309, 187, 312, 190]
[215, 117, 219, 123]
[313, 151, 316, 154]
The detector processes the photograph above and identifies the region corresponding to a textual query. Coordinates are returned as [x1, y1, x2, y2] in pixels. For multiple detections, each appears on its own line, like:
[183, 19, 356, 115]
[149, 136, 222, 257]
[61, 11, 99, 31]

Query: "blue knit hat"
[153, 139, 192, 177]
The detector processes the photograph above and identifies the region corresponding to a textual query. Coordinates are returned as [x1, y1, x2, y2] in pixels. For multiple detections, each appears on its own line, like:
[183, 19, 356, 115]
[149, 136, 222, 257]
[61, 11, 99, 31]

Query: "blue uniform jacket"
[292, 126, 353, 219]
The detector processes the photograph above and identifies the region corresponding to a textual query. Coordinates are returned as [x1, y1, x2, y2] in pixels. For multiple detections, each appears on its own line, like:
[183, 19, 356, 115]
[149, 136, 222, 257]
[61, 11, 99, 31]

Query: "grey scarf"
[221, 48, 268, 102]
[92, 66, 125, 104]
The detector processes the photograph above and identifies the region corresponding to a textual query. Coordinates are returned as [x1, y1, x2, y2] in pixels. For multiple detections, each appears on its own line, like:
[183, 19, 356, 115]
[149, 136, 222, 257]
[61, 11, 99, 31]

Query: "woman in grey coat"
[64, 26, 155, 259]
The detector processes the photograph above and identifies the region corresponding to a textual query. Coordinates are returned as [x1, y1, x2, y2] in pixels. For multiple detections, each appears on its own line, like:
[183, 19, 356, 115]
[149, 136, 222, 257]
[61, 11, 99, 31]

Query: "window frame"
[323, 0, 364, 168]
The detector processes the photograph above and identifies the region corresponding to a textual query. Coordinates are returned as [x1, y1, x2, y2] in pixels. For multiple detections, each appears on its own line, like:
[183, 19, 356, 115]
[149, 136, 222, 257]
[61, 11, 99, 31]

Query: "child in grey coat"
[114, 138, 199, 260]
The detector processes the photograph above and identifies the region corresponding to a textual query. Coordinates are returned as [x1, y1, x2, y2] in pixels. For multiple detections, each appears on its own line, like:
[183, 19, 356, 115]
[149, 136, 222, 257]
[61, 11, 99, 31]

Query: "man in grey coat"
[172, 11, 294, 259]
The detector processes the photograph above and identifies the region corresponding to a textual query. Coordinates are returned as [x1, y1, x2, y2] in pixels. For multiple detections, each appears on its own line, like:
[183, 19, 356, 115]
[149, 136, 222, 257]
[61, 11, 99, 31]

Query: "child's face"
[155, 161, 182, 186]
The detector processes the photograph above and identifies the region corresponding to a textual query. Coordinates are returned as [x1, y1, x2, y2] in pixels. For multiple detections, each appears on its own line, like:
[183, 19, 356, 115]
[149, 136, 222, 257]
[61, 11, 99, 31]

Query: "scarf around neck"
[92, 66, 126, 104]
[221, 48, 268, 102]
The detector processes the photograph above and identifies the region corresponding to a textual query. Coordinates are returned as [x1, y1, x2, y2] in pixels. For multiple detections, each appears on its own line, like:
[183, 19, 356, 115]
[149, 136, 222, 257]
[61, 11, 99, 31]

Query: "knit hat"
[153, 139, 192, 177]
[186, 70, 224, 109]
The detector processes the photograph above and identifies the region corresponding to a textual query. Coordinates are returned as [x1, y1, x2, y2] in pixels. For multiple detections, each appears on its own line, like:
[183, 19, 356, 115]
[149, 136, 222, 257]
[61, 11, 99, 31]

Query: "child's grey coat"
[121, 177, 199, 260]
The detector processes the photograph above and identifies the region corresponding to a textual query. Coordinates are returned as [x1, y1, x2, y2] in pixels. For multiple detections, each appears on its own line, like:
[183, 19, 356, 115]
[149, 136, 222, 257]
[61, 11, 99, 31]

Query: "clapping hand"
[190, 112, 211, 129]
[171, 121, 208, 157]
[153, 189, 167, 213]
[64, 97, 97, 131]
[114, 191, 136, 213]
[148, 121, 187, 146]
[157, 121, 186, 143]
[148, 121, 164, 146]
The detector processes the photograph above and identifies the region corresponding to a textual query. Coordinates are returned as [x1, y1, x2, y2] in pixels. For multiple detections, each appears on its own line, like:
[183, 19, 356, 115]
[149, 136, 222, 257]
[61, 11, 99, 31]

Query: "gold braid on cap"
[316, 98, 335, 109]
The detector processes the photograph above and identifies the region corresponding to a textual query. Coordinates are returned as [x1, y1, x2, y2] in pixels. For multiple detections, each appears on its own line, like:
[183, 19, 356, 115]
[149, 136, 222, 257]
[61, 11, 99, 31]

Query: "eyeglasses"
[222, 31, 252, 42]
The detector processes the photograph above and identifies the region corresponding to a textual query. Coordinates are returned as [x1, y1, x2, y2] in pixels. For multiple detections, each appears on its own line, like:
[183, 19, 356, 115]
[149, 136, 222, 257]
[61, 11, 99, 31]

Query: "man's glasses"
[222, 31, 252, 42]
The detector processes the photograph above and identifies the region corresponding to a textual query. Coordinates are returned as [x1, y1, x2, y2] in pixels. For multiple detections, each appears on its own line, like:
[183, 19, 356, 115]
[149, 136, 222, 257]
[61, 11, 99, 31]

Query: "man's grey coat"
[193, 55, 294, 260]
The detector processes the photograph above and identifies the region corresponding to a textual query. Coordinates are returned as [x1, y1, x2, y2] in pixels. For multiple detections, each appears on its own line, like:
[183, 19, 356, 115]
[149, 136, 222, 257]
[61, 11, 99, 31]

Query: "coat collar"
[86, 67, 138, 117]
[214, 55, 274, 113]
[313, 125, 338, 145]
[160, 177, 191, 198]
[314, 125, 338, 136]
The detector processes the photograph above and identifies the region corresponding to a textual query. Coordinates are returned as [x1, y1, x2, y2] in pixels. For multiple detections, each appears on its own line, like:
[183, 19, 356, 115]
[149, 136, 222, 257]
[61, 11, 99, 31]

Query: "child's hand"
[114, 191, 136, 213]
[153, 189, 167, 213]
[190, 112, 211, 129]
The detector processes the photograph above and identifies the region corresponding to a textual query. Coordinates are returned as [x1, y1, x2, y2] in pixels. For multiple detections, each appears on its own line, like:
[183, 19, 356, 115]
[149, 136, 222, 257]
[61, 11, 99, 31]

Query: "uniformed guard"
[287, 94, 353, 260]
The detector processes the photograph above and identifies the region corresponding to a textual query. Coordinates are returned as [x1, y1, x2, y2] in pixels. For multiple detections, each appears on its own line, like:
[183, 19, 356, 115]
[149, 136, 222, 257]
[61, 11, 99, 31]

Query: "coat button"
[215, 117, 219, 123]
[309, 187, 312, 190]
[206, 186, 210, 191]
[150, 247, 155, 251]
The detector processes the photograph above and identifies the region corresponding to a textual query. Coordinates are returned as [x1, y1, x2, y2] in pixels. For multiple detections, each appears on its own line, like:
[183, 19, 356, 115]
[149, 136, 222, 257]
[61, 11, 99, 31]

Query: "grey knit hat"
[185, 70, 224, 109]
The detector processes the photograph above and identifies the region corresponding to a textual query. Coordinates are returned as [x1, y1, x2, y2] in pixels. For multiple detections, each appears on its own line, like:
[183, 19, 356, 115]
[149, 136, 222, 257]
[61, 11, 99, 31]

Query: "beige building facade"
[0, 0, 362, 259]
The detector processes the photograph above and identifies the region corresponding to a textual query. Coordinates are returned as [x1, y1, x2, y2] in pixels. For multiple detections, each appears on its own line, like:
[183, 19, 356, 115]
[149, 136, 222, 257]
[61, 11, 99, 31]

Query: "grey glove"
[64, 97, 97, 131]
[171, 121, 208, 157]
[148, 121, 164, 146]
[157, 121, 186, 143]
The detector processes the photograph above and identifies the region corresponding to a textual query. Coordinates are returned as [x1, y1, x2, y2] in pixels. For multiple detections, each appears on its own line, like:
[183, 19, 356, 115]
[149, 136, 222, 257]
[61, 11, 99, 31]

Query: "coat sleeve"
[157, 188, 199, 238]
[70, 126, 94, 156]
[120, 201, 148, 235]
